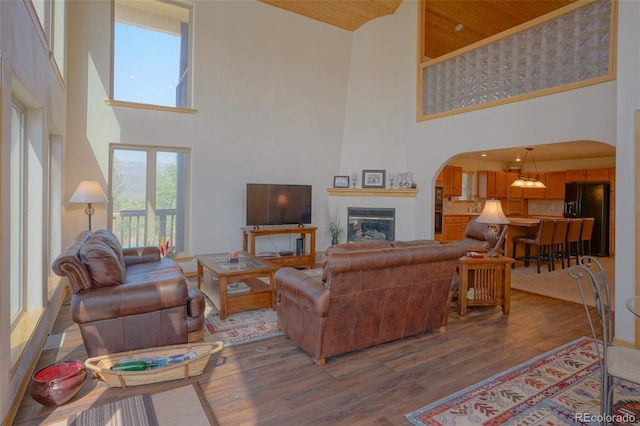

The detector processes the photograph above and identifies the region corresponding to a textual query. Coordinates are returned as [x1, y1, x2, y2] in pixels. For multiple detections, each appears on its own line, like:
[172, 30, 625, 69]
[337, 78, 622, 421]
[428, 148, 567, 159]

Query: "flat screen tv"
[246, 183, 312, 226]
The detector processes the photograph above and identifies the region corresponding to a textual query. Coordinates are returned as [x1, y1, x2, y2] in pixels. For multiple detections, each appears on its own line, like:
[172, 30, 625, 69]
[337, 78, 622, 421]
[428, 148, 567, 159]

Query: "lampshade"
[69, 180, 108, 204]
[475, 199, 510, 225]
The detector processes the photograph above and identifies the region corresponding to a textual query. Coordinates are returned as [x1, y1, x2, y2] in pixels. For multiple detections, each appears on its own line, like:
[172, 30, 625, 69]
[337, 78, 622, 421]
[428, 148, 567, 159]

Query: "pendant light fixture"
[510, 147, 546, 188]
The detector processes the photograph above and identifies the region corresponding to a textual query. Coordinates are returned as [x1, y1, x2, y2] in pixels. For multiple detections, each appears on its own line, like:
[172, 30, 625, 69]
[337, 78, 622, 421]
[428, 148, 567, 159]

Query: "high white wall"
[65, 1, 353, 251]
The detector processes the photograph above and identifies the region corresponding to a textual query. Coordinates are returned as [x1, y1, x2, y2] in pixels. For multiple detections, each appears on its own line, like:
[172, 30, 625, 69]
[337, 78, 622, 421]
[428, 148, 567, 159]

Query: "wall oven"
[434, 187, 443, 234]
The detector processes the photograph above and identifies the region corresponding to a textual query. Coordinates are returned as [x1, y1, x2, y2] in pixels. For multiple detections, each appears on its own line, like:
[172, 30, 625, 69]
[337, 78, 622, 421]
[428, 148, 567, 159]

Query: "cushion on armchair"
[79, 236, 125, 287]
[464, 218, 489, 241]
[92, 229, 126, 271]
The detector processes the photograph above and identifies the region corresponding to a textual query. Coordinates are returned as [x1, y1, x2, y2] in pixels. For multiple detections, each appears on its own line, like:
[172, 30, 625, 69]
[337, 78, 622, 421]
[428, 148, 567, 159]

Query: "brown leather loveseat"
[275, 240, 467, 365]
[52, 230, 204, 357]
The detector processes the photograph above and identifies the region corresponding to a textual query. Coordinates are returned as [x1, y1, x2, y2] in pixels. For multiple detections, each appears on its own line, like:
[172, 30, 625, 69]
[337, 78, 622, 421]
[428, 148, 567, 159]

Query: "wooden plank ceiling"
[258, 0, 577, 58]
[424, 0, 578, 59]
[258, 0, 402, 31]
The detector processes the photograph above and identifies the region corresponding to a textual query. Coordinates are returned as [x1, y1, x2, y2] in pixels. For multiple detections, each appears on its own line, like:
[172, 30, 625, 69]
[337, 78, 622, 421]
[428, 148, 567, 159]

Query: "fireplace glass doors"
[347, 208, 395, 243]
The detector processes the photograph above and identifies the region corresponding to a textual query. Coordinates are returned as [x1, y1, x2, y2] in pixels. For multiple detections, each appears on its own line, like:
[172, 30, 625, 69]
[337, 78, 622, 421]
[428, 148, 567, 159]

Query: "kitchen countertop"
[508, 218, 541, 226]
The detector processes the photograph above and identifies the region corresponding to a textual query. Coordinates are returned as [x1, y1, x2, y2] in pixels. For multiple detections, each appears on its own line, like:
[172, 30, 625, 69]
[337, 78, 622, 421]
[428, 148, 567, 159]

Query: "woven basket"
[84, 341, 224, 388]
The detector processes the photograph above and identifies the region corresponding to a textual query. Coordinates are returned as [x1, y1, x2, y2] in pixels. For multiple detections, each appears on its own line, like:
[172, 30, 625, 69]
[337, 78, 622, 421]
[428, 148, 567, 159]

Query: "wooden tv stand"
[241, 225, 317, 269]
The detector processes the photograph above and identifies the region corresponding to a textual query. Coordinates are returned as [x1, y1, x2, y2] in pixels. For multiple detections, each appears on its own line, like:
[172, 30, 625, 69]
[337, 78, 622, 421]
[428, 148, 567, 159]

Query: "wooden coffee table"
[195, 252, 278, 320]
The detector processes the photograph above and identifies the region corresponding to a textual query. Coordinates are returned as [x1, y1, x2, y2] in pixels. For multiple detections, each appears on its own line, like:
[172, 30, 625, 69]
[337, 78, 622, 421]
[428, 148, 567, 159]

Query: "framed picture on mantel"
[362, 170, 386, 188]
[333, 176, 350, 188]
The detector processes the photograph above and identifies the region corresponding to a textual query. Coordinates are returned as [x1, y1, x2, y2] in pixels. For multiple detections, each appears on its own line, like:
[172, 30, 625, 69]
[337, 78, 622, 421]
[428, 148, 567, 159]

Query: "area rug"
[405, 337, 640, 425]
[196, 272, 283, 346]
[68, 384, 211, 426]
[68, 393, 156, 426]
[510, 256, 615, 309]
[202, 300, 284, 346]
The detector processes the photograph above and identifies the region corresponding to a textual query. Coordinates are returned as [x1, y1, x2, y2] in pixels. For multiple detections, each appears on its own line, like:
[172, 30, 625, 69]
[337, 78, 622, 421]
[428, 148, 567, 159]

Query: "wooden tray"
[84, 341, 224, 388]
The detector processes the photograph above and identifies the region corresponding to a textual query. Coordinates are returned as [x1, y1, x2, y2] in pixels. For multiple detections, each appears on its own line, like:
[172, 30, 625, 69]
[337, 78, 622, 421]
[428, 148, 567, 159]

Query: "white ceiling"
[455, 141, 615, 164]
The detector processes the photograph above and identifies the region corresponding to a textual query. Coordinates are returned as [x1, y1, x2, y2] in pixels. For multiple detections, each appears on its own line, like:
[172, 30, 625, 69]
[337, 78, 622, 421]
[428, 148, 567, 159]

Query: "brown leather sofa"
[52, 230, 204, 357]
[275, 240, 467, 365]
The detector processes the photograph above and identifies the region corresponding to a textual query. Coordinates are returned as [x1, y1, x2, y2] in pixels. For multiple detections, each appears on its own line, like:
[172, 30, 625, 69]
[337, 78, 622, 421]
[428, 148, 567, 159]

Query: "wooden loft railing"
[112, 208, 177, 248]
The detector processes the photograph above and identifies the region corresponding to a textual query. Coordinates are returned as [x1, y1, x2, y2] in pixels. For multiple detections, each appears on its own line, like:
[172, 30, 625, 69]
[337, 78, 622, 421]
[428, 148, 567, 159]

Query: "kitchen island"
[505, 217, 540, 264]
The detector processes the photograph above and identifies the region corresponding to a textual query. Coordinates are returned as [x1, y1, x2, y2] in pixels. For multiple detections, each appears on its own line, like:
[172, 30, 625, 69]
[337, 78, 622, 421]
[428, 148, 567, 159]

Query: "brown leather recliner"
[460, 216, 508, 254]
[276, 240, 467, 365]
[52, 230, 204, 357]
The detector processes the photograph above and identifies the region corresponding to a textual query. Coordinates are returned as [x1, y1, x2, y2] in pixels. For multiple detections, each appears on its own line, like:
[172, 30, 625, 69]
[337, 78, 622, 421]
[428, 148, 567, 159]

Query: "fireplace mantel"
[326, 188, 418, 198]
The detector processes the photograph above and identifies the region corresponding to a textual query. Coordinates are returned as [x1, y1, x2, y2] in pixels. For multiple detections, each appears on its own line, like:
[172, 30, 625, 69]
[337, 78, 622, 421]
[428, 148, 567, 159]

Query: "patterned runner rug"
[69, 393, 156, 426]
[68, 384, 211, 426]
[405, 337, 640, 425]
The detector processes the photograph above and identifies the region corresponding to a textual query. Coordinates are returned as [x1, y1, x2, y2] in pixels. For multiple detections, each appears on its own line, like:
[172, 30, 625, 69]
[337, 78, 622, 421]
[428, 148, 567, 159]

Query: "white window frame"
[10, 101, 27, 324]
[111, 0, 193, 110]
[108, 145, 191, 253]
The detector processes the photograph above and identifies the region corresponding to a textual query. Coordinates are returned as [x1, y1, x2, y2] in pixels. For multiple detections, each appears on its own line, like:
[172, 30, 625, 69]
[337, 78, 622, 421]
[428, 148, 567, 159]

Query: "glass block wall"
[421, 0, 611, 118]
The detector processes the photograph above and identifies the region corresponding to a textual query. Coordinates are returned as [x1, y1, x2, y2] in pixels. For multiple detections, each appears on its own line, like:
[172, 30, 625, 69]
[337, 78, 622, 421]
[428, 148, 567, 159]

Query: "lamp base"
[485, 248, 500, 257]
[486, 224, 500, 257]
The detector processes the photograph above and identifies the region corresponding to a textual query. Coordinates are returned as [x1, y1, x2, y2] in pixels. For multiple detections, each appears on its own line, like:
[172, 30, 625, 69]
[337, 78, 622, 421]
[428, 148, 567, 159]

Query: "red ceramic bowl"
[29, 360, 86, 406]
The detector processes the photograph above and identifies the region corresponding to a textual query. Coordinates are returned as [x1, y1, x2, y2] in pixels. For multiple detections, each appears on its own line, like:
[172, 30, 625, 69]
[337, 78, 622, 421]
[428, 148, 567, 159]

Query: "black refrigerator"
[564, 182, 610, 256]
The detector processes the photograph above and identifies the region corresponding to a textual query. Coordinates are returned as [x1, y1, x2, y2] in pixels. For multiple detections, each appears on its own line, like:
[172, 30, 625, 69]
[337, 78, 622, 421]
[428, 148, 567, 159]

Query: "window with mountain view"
[113, 0, 192, 108]
[110, 146, 190, 253]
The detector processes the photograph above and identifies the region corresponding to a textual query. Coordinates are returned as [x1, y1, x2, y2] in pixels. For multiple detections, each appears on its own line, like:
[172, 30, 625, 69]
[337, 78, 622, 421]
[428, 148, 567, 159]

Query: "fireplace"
[347, 208, 395, 242]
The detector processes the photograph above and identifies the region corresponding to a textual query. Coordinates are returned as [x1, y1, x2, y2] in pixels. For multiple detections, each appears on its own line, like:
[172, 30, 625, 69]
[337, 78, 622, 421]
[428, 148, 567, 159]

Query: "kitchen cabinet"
[476, 171, 494, 198]
[522, 172, 546, 199]
[443, 216, 461, 241]
[458, 216, 471, 239]
[565, 168, 610, 182]
[442, 215, 471, 240]
[496, 172, 509, 198]
[504, 198, 526, 216]
[545, 171, 567, 199]
[507, 172, 522, 199]
[477, 170, 509, 199]
[443, 165, 462, 197]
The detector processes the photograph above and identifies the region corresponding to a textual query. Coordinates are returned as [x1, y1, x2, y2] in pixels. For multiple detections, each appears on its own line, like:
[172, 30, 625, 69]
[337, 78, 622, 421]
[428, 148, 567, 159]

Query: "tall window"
[10, 102, 26, 323]
[113, 0, 192, 108]
[110, 146, 189, 252]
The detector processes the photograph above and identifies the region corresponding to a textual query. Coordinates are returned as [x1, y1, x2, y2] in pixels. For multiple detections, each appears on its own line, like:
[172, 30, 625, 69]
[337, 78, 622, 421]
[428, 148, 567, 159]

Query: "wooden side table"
[458, 255, 515, 316]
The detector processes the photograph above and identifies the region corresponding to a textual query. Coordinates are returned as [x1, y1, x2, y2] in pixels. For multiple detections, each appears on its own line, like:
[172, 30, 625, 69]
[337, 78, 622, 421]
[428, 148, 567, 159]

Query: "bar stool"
[565, 218, 583, 266]
[512, 218, 555, 273]
[580, 217, 595, 256]
[550, 218, 569, 270]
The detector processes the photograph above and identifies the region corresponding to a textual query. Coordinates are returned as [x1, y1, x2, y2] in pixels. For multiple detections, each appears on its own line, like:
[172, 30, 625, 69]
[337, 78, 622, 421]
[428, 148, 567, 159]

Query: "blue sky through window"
[114, 23, 180, 107]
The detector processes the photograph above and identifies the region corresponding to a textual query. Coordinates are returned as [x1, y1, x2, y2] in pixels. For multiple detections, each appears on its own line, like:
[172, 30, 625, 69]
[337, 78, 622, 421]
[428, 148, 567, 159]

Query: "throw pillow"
[79, 238, 126, 287]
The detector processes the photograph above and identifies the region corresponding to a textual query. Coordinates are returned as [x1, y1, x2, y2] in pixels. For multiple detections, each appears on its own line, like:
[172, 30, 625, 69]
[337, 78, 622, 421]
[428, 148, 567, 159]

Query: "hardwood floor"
[13, 290, 597, 425]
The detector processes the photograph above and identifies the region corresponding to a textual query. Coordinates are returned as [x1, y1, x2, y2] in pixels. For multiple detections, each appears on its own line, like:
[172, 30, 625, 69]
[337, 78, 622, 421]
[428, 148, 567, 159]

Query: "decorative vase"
[331, 235, 339, 245]
[29, 360, 87, 406]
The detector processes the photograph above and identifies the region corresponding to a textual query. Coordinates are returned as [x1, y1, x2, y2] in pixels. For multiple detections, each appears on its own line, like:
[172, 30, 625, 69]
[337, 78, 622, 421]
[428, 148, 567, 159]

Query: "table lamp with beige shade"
[475, 199, 510, 257]
[69, 180, 108, 231]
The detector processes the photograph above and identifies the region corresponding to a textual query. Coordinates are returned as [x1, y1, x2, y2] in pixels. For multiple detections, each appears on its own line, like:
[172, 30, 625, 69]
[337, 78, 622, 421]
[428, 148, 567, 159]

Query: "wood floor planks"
[13, 290, 597, 426]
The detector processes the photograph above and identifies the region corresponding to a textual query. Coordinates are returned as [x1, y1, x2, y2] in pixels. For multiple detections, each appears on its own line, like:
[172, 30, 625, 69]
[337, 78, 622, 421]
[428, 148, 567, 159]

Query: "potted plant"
[325, 206, 344, 246]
